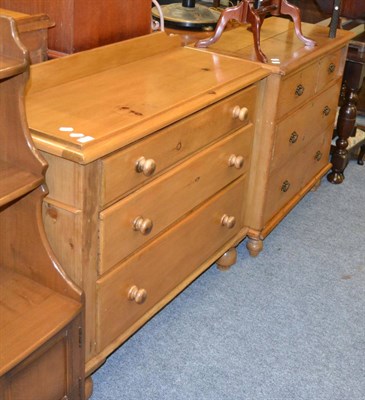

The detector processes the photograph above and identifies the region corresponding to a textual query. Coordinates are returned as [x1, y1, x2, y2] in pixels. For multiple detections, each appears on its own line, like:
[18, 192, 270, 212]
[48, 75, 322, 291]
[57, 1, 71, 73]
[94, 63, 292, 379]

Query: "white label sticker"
[59, 126, 74, 132]
[77, 136, 95, 143]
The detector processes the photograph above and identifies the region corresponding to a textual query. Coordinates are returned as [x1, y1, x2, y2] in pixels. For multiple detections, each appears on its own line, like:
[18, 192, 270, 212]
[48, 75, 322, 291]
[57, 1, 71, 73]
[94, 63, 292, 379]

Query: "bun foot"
[246, 238, 263, 257]
[216, 248, 237, 271]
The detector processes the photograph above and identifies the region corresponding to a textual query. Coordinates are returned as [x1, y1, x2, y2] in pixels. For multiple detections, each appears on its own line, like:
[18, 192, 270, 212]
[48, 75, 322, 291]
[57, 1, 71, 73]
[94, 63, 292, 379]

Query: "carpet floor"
[91, 160, 364, 400]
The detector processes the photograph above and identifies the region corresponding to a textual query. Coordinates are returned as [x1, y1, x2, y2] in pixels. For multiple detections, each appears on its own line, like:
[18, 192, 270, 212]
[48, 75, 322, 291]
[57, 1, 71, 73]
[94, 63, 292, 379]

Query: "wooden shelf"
[0, 14, 85, 398]
[0, 266, 81, 376]
[0, 54, 26, 79]
[0, 159, 43, 207]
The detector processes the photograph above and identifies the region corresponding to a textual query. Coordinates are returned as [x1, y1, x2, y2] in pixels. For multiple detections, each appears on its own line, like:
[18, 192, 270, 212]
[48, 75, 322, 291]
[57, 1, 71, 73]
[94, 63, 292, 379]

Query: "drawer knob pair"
[228, 154, 244, 169]
[295, 84, 305, 97]
[232, 106, 249, 122]
[136, 157, 156, 177]
[128, 285, 147, 304]
[221, 214, 236, 229]
[133, 216, 153, 235]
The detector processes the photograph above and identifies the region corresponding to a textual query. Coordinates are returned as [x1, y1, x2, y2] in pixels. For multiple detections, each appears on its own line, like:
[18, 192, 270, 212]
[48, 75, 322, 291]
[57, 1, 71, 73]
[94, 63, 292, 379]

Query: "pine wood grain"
[0, 160, 42, 207]
[26, 33, 268, 164]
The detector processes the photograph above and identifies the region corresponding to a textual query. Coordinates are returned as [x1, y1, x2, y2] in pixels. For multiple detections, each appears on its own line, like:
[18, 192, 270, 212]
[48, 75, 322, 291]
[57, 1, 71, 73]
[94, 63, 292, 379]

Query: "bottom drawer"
[263, 127, 332, 223]
[96, 176, 246, 351]
[301, 126, 333, 187]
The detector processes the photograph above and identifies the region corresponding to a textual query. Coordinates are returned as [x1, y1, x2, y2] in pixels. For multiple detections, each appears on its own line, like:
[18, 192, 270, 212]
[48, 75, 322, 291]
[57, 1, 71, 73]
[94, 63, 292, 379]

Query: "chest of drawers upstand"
[25, 32, 269, 388]
[193, 17, 354, 256]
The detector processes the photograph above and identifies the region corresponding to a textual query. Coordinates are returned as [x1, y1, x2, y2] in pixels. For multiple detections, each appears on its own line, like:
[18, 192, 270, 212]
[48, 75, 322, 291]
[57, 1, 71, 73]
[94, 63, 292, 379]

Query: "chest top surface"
[197, 17, 354, 75]
[26, 32, 268, 164]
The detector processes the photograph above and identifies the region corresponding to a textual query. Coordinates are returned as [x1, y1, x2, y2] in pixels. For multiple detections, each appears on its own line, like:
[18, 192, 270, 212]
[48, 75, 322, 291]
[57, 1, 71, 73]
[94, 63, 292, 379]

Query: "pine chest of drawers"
[25, 32, 268, 377]
[194, 17, 354, 256]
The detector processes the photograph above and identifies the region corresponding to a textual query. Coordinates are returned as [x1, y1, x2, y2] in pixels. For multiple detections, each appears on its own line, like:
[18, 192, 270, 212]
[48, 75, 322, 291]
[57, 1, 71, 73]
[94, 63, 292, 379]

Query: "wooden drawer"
[271, 81, 340, 171]
[317, 49, 343, 93]
[263, 158, 304, 224]
[301, 126, 333, 187]
[97, 177, 245, 351]
[276, 62, 318, 119]
[99, 127, 252, 274]
[263, 129, 332, 223]
[100, 85, 258, 207]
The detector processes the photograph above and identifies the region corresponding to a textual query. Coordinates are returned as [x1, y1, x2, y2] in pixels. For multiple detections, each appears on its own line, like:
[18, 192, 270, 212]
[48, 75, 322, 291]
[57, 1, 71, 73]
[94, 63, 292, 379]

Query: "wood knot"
[46, 207, 58, 222]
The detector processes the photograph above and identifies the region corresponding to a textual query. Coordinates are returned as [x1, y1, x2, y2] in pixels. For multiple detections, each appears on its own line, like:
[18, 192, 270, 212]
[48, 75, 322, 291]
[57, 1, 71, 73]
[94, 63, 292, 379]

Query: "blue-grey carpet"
[91, 160, 364, 400]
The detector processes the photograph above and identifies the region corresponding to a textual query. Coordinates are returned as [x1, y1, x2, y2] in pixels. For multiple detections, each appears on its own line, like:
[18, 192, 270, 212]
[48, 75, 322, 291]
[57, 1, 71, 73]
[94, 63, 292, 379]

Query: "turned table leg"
[196, 0, 315, 63]
[327, 87, 357, 183]
[278, 0, 316, 48]
[328, 57, 365, 183]
[195, 2, 248, 49]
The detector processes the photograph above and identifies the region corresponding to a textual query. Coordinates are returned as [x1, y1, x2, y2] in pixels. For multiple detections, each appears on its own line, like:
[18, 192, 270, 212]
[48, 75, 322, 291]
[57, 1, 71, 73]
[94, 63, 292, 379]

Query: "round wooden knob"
[128, 285, 147, 304]
[133, 216, 153, 235]
[221, 214, 236, 229]
[232, 106, 249, 122]
[135, 157, 156, 176]
[228, 154, 244, 169]
[295, 84, 305, 97]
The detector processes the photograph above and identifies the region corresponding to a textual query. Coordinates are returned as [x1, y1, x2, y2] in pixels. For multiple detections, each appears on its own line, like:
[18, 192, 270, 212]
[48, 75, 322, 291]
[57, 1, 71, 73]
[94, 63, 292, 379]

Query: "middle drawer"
[270, 81, 340, 172]
[98, 126, 252, 275]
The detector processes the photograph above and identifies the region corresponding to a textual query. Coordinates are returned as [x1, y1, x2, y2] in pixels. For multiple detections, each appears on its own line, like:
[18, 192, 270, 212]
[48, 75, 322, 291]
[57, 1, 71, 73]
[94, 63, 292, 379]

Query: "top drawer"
[276, 63, 317, 119]
[99, 85, 258, 208]
[276, 48, 344, 120]
[316, 49, 344, 93]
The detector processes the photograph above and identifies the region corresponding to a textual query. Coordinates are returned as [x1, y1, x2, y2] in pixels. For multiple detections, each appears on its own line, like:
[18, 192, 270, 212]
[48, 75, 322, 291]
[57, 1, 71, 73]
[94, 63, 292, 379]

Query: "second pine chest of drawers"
[194, 17, 354, 256]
